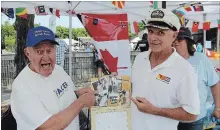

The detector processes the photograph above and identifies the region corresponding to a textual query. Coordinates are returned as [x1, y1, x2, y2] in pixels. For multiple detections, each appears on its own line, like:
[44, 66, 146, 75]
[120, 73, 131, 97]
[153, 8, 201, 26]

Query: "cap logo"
[34, 30, 51, 37]
[151, 10, 164, 19]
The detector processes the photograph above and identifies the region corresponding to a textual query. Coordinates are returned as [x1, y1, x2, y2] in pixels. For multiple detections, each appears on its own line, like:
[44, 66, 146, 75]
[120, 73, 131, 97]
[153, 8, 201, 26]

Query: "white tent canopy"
[2, 1, 220, 28]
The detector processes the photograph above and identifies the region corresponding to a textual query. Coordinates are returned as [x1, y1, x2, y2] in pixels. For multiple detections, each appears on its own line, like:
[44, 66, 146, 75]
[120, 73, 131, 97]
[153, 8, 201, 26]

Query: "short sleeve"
[56, 65, 77, 91]
[11, 82, 52, 130]
[203, 56, 219, 87]
[176, 71, 200, 115]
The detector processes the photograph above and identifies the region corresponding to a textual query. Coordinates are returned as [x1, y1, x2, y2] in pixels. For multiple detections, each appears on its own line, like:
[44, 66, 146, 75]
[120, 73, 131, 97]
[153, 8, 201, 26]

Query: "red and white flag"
[77, 13, 131, 76]
[130, 21, 139, 34]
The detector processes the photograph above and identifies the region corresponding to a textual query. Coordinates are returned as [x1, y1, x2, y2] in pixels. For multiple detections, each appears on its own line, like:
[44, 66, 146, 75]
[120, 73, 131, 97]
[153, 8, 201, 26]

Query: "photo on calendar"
[91, 75, 131, 107]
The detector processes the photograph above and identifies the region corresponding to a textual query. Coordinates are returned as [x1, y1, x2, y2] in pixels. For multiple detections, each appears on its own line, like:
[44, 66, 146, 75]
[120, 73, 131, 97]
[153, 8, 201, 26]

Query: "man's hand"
[76, 87, 94, 96]
[131, 96, 158, 115]
[212, 109, 220, 118]
[78, 92, 95, 108]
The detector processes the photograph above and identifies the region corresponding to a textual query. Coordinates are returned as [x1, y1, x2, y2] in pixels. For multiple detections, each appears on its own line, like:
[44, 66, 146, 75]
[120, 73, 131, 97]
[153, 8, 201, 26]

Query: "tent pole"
[217, 28, 220, 52]
[203, 13, 206, 55]
[69, 15, 73, 79]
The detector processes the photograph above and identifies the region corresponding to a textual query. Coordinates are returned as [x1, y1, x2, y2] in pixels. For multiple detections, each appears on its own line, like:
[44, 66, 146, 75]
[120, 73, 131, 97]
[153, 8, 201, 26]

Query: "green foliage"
[34, 23, 41, 27]
[128, 22, 145, 39]
[5, 36, 16, 52]
[1, 20, 145, 52]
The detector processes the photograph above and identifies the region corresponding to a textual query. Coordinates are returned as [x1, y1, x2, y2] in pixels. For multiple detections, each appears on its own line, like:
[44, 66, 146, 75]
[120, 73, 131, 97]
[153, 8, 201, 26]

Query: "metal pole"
[217, 29, 220, 52]
[203, 14, 206, 55]
[69, 15, 72, 78]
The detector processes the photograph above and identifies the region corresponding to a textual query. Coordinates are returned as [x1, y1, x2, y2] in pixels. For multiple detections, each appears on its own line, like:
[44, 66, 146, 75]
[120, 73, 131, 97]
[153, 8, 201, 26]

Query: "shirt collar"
[146, 47, 179, 70]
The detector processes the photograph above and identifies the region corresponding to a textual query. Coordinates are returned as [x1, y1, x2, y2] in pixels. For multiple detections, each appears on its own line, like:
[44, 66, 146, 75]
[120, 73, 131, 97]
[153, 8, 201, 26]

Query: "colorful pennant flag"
[217, 20, 220, 30]
[192, 22, 199, 32]
[35, 6, 48, 15]
[130, 21, 139, 34]
[151, 1, 166, 9]
[49, 8, 60, 18]
[172, 10, 185, 25]
[190, 2, 204, 11]
[192, 6, 204, 11]
[1, 8, 14, 18]
[184, 6, 192, 12]
[66, 10, 76, 15]
[203, 22, 211, 30]
[15, 8, 28, 19]
[112, 1, 125, 9]
[184, 18, 189, 26]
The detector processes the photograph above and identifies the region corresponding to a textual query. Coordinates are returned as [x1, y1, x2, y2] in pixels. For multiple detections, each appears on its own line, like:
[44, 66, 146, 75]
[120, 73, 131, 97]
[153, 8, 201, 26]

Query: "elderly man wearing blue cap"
[10, 26, 95, 130]
[131, 9, 200, 130]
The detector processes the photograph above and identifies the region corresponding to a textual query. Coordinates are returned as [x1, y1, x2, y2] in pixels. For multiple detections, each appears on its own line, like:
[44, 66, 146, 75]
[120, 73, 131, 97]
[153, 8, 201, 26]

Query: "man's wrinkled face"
[24, 41, 56, 77]
[147, 27, 177, 52]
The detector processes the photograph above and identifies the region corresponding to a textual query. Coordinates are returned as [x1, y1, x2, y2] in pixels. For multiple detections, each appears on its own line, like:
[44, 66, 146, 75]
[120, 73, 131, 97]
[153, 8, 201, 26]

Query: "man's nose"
[148, 34, 157, 41]
[42, 51, 50, 60]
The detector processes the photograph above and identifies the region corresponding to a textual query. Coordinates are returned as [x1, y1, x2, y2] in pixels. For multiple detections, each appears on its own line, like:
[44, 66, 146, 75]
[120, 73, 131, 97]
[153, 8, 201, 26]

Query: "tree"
[14, 14, 35, 78]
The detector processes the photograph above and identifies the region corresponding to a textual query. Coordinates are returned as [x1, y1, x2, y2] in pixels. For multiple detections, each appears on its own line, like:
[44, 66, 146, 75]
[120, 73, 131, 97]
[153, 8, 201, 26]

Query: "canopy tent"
[2, 1, 220, 78]
[2, 1, 220, 27]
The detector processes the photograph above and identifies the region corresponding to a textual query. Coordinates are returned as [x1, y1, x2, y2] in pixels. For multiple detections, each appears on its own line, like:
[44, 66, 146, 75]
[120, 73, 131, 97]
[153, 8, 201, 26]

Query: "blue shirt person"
[196, 43, 203, 53]
[173, 27, 220, 130]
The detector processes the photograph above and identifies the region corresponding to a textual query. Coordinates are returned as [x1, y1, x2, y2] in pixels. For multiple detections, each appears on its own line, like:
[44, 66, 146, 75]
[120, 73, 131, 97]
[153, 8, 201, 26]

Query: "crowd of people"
[6, 8, 219, 130]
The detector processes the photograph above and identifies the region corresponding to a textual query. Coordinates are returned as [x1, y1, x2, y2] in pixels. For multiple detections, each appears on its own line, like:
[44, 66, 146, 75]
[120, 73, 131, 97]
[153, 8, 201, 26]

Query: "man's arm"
[37, 92, 94, 130]
[131, 97, 197, 122]
[211, 82, 220, 109]
[37, 99, 83, 130]
[154, 107, 197, 121]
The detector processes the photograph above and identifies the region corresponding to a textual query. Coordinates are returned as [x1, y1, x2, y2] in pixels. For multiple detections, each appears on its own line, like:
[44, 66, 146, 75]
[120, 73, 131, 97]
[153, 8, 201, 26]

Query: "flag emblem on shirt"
[156, 74, 171, 84]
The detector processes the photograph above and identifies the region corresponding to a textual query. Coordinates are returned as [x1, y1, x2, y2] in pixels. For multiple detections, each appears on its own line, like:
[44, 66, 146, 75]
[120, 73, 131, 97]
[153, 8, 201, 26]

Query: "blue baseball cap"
[26, 26, 59, 47]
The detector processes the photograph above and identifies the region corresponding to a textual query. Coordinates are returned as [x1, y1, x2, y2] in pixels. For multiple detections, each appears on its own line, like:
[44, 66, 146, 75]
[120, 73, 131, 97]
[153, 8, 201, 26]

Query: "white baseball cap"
[145, 9, 181, 31]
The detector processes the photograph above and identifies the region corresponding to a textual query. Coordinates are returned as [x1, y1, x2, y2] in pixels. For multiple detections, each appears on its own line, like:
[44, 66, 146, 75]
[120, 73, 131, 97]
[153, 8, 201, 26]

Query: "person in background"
[196, 42, 203, 53]
[55, 34, 68, 67]
[134, 33, 149, 52]
[92, 47, 105, 78]
[173, 27, 220, 130]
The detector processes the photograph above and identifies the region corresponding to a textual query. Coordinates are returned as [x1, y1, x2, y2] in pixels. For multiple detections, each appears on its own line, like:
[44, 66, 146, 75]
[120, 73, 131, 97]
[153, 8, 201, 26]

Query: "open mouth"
[41, 63, 51, 68]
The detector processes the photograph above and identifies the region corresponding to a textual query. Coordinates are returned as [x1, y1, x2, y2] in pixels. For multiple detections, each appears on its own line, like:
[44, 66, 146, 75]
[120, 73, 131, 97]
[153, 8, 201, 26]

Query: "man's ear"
[24, 48, 30, 58]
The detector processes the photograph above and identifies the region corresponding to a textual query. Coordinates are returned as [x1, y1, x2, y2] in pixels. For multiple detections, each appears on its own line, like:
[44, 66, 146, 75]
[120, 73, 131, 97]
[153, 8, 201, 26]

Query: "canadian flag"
[77, 13, 131, 76]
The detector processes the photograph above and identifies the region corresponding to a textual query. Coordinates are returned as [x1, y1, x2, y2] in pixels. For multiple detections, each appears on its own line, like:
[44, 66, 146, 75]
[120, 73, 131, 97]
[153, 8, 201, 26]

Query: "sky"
[1, 14, 84, 28]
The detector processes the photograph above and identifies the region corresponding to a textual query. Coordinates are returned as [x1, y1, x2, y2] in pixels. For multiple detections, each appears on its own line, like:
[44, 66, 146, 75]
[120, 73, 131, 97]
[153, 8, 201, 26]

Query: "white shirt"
[131, 49, 200, 130]
[11, 65, 79, 130]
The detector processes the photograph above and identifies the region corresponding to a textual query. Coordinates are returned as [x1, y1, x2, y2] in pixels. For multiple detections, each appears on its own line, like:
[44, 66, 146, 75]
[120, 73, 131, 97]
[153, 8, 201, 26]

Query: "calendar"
[91, 75, 131, 107]
[91, 107, 131, 130]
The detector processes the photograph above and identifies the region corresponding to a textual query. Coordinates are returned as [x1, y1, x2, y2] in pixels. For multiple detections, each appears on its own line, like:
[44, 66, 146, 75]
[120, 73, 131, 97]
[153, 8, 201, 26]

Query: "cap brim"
[146, 19, 177, 31]
[145, 24, 170, 30]
[178, 35, 196, 45]
[185, 37, 196, 45]
[37, 39, 59, 46]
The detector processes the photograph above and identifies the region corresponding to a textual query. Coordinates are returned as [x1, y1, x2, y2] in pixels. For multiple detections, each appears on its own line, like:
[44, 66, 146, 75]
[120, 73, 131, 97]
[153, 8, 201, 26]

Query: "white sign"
[205, 41, 212, 49]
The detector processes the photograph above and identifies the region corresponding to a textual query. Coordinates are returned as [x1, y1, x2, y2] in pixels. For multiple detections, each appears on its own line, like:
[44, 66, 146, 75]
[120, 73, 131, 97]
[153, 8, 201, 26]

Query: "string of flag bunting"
[1, 1, 219, 32]
[1, 6, 63, 19]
